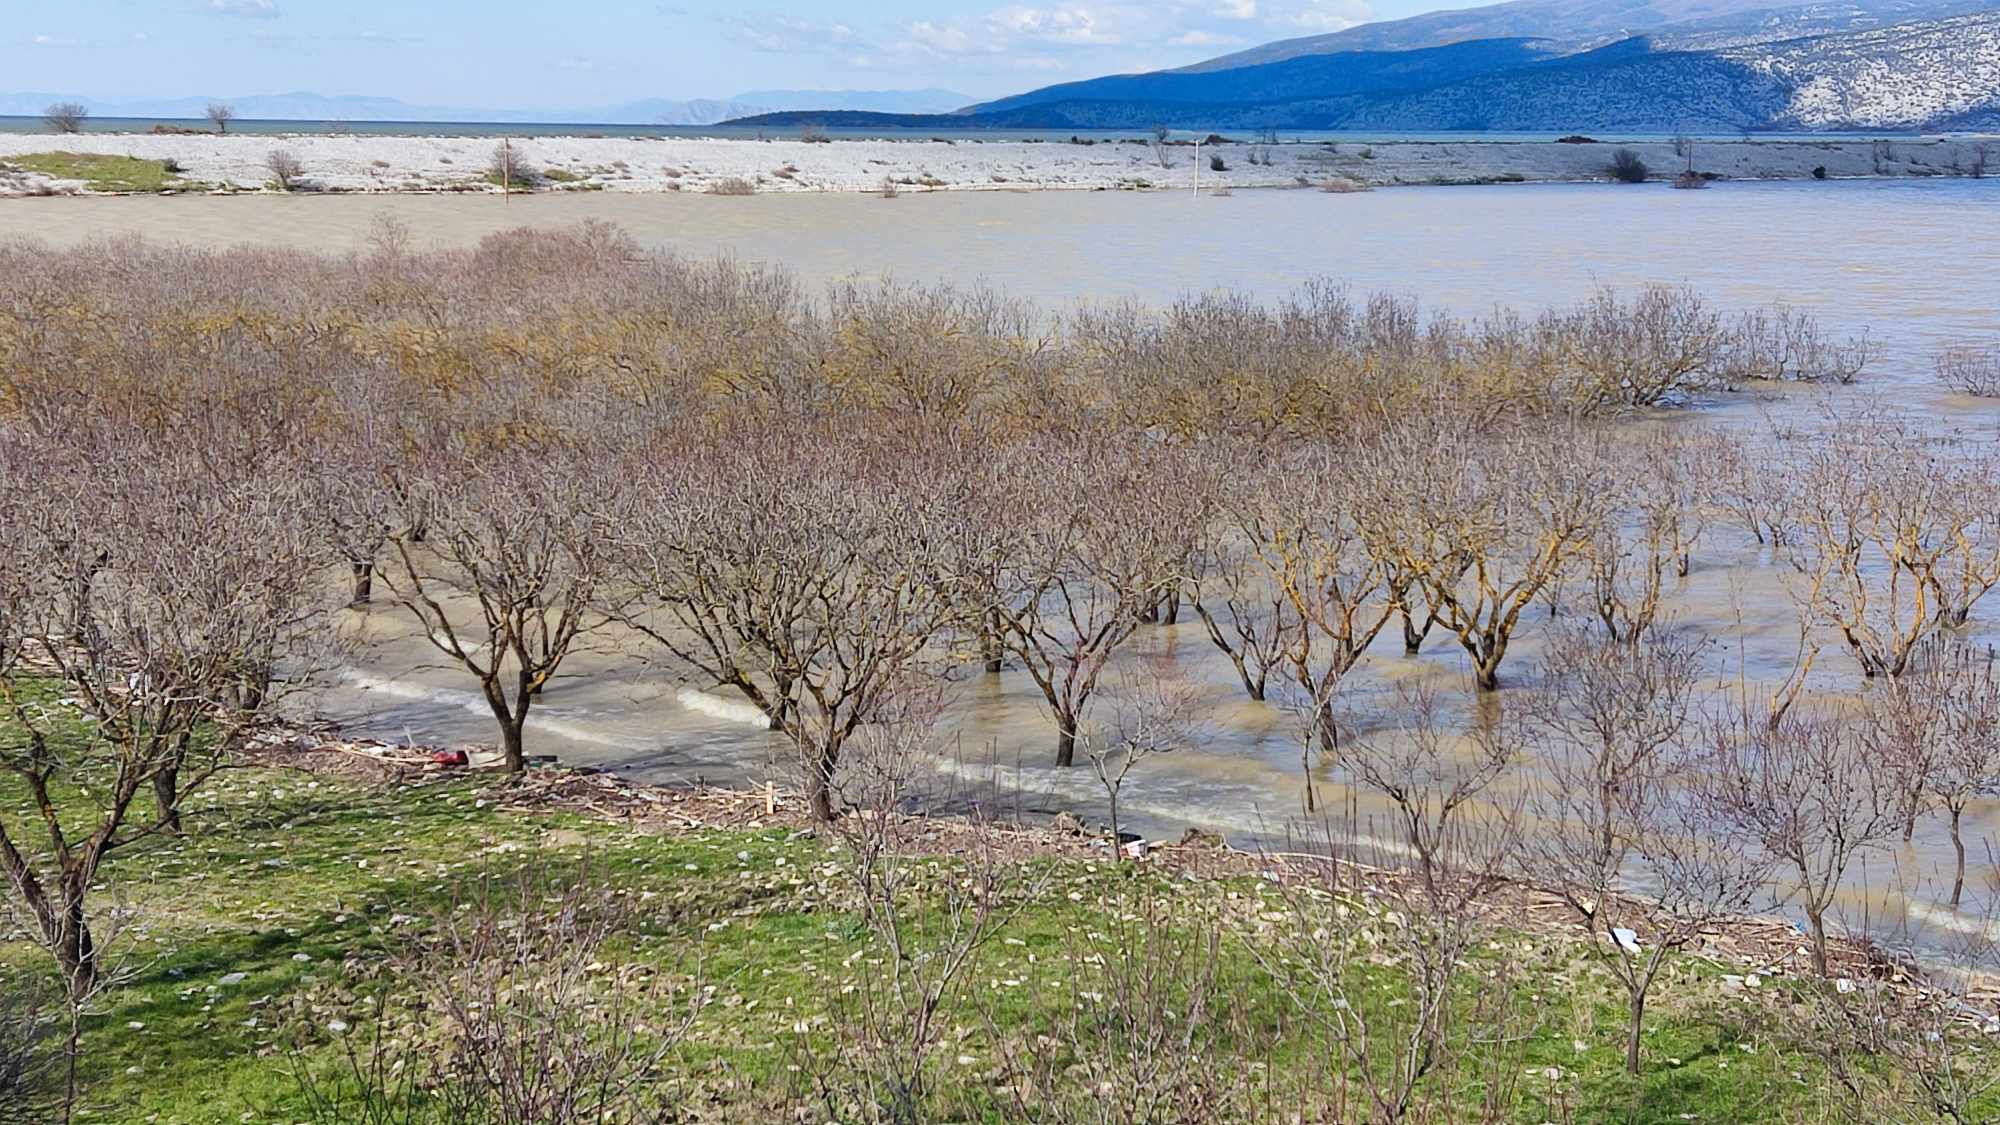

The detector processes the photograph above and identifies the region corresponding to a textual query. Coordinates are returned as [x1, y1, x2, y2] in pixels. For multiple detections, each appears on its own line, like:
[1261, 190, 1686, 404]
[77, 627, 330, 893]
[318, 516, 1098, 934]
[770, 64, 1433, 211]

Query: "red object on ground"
[431, 749, 469, 767]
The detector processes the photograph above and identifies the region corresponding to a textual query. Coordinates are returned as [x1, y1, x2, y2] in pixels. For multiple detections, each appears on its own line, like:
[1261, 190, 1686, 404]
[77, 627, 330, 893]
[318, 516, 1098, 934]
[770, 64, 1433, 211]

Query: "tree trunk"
[349, 561, 374, 607]
[1055, 721, 1077, 768]
[1806, 905, 1830, 978]
[56, 887, 97, 1001]
[152, 766, 182, 836]
[1472, 654, 1501, 693]
[1952, 806, 1967, 907]
[1401, 608, 1426, 656]
[1626, 991, 1645, 1075]
[500, 717, 526, 773]
[983, 609, 1004, 674]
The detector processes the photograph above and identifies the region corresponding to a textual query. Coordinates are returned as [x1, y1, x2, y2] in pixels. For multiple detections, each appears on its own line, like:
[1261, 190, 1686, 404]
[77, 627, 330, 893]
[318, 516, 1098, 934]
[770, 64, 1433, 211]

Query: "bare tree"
[0, 437, 327, 999]
[994, 437, 1193, 766]
[1149, 123, 1174, 169]
[42, 103, 86, 134]
[1259, 682, 1523, 1122]
[1367, 412, 1615, 691]
[1588, 431, 1709, 643]
[1525, 628, 1773, 1073]
[1935, 342, 2000, 398]
[1864, 640, 2000, 906]
[1704, 705, 1898, 977]
[1082, 658, 1206, 857]
[1540, 286, 1727, 410]
[489, 140, 533, 190]
[265, 148, 304, 191]
[206, 101, 235, 133]
[376, 448, 612, 773]
[609, 428, 966, 819]
[1784, 411, 2000, 678]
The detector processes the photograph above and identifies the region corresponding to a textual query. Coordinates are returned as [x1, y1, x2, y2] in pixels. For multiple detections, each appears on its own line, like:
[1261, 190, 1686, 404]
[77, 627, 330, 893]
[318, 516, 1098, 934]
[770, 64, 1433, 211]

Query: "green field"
[1, 755, 1977, 1125]
[1, 152, 200, 193]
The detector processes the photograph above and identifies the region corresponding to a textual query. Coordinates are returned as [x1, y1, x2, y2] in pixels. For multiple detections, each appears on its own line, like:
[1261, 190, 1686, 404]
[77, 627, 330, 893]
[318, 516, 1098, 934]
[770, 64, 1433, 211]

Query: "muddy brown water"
[10, 179, 2000, 954]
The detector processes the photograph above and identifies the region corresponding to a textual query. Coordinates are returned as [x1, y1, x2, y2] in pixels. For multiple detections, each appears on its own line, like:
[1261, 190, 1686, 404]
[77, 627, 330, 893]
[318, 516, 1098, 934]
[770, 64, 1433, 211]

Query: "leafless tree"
[42, 103, 86, 134]
[294, 868, 702, 1124]
[1082, 658, 1206, 857]
[791, 678, 1042, 1119]
[1784, 410, 2000, 678]
[609, 427, 966, 819]
[0, 436, 328, 999]
[1717, 304, 1875, 385]
[1864, 639, 2000, 905]
[1540, 286, 1726, 410]
[1935, 343, 2000, 397]
[1366, 411, 1615, 691]
[1189, 523, 1297, 701]
[489, 140, 532, 190]
[265, 148, 304, 190]
[993, 436, 1193, 766]
[376, 447, 613, 773]
[1588, 431, 1709, 643]
[1525, 627, 1773, 1073]
[206, 102, 235, 133]
[1259, 682, 1523, 1122]
[1703, 704, 1898, 977]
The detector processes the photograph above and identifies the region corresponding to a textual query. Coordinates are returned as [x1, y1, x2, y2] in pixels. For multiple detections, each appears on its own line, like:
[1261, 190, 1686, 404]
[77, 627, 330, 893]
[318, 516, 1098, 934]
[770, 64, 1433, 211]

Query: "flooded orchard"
[5, 177, 1999, 956]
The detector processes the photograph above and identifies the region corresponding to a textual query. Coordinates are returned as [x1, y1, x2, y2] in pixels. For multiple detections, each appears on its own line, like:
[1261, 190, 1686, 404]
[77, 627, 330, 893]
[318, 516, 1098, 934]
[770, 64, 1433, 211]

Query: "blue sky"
[4, 0, 1459, 105]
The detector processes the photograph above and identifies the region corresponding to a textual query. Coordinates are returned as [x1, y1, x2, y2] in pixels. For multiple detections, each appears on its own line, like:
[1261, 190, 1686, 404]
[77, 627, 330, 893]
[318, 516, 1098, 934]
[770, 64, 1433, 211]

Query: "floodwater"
[11, 179, 2000, 951]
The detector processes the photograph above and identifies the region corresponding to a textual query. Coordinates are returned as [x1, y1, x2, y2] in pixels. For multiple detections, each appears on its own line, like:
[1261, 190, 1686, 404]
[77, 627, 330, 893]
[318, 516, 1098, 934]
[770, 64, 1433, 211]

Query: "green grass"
[1, 151, 200, 193]
[0, 761, 1984, 1123]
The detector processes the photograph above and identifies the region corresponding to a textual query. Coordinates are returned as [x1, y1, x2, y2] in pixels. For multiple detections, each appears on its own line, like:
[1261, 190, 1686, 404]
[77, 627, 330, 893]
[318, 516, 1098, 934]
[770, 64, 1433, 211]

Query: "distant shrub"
[1318, 176, 1370, 193]
[1608, 148, 1649, 183]
[487, 142, 537, 190]
[1671, 169, 1707, 190]
[1209, 155, 1228, 172]
[1936, 343, 2000, 397]
[879, 177, 899, 199]
[43, 102, 87, 134]
[1358, 146, 1375, 159]
[265, 149, 303, 191]
[799, 125, 831, 144]
[1557, 134, 1599, 144]
[707, 177, 755, 196]
[1812, 165, 1828, 179]
[160, 157, 185, 174]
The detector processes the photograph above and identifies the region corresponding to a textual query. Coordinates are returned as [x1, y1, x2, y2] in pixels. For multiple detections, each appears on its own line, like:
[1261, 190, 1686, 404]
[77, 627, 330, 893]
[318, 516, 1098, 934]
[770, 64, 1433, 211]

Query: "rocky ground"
[0, 131, 1993, 195]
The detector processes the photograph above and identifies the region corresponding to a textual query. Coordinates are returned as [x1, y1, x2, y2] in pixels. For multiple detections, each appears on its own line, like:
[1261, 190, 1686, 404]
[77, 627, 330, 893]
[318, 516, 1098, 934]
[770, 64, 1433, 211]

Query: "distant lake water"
[3, 177, 1992, 381]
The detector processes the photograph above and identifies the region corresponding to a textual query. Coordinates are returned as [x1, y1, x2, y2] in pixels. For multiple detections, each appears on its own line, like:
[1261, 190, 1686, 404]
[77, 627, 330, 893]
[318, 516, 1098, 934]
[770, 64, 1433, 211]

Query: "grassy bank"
[0, 151, 199, 193]
[0, 751, 1979, 1124]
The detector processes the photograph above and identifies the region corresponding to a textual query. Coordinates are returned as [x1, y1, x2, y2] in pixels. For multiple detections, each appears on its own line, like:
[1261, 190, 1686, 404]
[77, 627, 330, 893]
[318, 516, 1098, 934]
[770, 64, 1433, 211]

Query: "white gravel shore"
[1, 132, 1993, 196]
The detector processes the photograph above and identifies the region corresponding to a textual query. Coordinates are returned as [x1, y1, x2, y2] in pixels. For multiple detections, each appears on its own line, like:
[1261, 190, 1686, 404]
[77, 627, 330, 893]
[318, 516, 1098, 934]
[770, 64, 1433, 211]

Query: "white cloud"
[1214, 0, 1259, 19]
[1275, 0, 1374, 32]
[1170, 30, 1245, 47]
[722, 14, 866, 54]
[205, 0, 280, 17]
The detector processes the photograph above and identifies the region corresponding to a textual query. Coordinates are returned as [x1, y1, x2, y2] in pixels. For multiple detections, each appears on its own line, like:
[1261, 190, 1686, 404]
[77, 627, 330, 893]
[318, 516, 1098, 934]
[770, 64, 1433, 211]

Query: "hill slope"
[732, 9, 2000, 132]
[1184, 0, 1989, 67]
